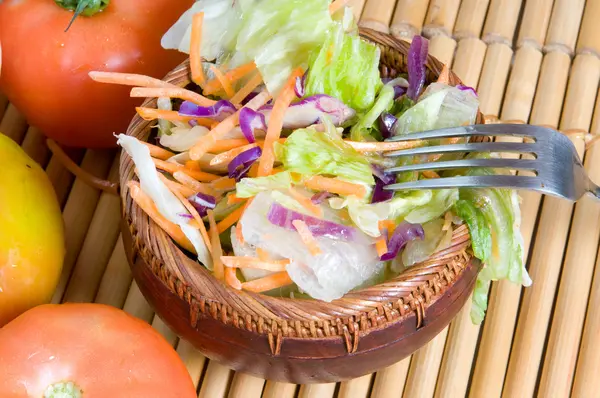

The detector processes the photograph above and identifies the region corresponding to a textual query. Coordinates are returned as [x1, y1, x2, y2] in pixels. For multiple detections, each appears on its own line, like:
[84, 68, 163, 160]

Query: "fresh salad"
[91, 0, 531, 324]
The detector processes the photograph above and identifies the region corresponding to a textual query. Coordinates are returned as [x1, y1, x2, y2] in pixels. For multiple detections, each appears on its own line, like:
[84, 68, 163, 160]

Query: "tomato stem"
[44, 381, 83, 398]
[55, 0, 110, 32]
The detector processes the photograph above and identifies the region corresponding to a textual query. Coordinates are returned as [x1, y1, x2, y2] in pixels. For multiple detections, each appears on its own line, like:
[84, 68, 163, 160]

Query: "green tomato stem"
[44, 381, 83, 398]
[55, 0, 110, 32]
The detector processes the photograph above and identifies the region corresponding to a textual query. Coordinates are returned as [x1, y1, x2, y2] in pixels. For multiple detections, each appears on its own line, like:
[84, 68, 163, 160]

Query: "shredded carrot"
[375, 236, 388, 257]
[230, 72, 264, 105]
[248, 163, 259, 178]
[345, 140, 425, 153]
[437, 65, 450, 84]
[422, 170, 440, 179]
[292, 220, 322, 256]
[204, 62, 258, 95]
[136, 108, 193, 122]
[257, 68, 304, 177]
[184, 160, 201, 172]
[235, 222, 245, 244]
[329, 0, 348, 14]
[378, 219, 395, 232]
[209, 143, 258, 166]
[304, 176, 367, 198]
[157, 173, 197, 199]
[209, 139, 252, 153]
[215, 204, 246, 234]
[172, 170, 219, 197]
[88, 71, 177, 88]
[207, 210, 225, 280]
[227, 193, 246, 205]
[256, 248, 271, 262]
[171, 185, 212, 252]
[152, 158, 219, 182]
[189, 90, 271, 160]
[288, 187, 323, 217]
[130, 87, 216, 107]
[210, 177, 237, 191]
[225, 267, 242, 290]
[221, 256, 290, 272]
[241, 271, 294, 293]
[127, 181, 195, 253]
[190, 12, 206, 87]
[141, 141, 175, 160]
[209, 65, 235, 98]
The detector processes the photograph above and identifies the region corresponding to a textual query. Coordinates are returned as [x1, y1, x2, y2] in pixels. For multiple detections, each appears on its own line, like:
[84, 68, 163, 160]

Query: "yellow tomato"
[0, 133, 64, 326]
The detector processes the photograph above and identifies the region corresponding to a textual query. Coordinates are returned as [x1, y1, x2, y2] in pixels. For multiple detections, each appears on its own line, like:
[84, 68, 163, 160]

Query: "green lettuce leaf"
[350, 84, 395, 141]
[454, 199, 491, 262]
[305, 23, 382, 111]
[404, 189, 459, 224]
[275, 127, 375, 185]
[236, 171, 294, 198]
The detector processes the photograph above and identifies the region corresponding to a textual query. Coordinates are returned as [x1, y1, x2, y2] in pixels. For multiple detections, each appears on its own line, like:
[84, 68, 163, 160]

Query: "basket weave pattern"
[120, 29, 482, 355]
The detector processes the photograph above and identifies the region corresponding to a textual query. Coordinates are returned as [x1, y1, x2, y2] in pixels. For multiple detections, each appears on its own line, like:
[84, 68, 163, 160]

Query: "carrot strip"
[304, 176, 367, 198]
[157, 173, 197, 199]
[189, 90, 271, 160]
[257, 68, 304, 177]
[230, 72, 264, 104]
[437, 65, 450, 84]
[209, 143, 258, 166]
[152, 158, 219, 182]
[329, 0, 348, 15]
[207, 210, 225, 280]
[190, 12, 206, 87]
[184, 160, 201, 172]
[225, 267, 242, 290]
[136, 108, 193, 122]
[215, 205, 246, 234]
[221, 256, 290, 272]
[210, 177, 236, 191]
[227, 193, 246, 205]
[288, 187, 323, 217]
[375, 236, 388, 257]
[172, 170, 219, 197]
[204, 62, 258, 95]
[127, 181, 195, 253]
[378, 219, 395, 232]
[141, 141, 175, 161]
[345, 140, 425, 153]
[241, 271, 294, 293]
[248, 163, 259, 178]
[172, 184, 212, 252]
[256, 248, 271, 261]
[209, 65, 235, 98]
[209, 139, 251, 153]
[422, 170, 440, 179]
[131, 87, 216, 107]
[292, 220, 322, 256]
[235, 222, 245, 244]
[88, 71, 177, 88]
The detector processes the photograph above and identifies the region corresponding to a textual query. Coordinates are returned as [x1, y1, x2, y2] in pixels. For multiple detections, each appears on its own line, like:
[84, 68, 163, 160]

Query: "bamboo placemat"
[2, 0, 599, 396]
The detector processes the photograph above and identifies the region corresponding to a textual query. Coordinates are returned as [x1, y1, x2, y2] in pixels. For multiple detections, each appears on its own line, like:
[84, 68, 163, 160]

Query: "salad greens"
[113, 0, 530, 325]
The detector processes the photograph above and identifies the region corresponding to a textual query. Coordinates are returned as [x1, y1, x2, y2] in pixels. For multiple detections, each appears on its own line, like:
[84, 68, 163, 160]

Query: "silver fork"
[383, 124, 599, 201]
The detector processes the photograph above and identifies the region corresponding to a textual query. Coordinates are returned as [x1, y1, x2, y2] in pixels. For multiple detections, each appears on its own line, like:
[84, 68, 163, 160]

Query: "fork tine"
[385, 141, 537, 157]
[385, 175, 547, 192]
[385, 158, 539, 173]
[385, 124, 553, 142]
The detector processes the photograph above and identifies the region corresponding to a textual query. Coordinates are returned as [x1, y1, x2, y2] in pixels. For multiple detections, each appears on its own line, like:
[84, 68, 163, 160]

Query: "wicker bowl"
[120, 28, 483, 384]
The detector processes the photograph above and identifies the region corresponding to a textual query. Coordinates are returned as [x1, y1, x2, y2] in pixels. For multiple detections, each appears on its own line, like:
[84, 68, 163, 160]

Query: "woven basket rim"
[120, 28, 481, 342]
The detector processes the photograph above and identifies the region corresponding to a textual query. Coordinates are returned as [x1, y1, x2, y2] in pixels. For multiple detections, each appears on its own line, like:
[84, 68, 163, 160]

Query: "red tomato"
[0, 304, 197, 398]
[0, 0, 193, 148]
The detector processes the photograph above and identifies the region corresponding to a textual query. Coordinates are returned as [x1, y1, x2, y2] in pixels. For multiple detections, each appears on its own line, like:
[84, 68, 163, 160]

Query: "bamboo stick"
[390, 0, 429, 39]
[434, 302, 479, 398]
[504, 53, 599, 398]
[50, 149, 114, 303]
[176, 340, 207, 389]
[122, 281, 155, 324]
[198, 361, 233, 398]
[94, 237, 132, 307]
[544, 0, 586, 54]
[571, 218, 600, 396]
[338, 374, 373, 398]
[358, 0, 396, 33]
[297, 383, 336, 398]
[370, 358, 410, 397]
[227, 372, 265, 398]
[0, 104, 28, 144]
[45, 149, 84, 208]
[576, 0, 600, 56]
[428, 35, 457, 66]
[262, 381, 297, 398]
[20, 127, 50, 167]
[481, 0, 523, 45]
[422, 0, 461, 37]
[538, 57, 600, 397]
[402, 327, 449, 398]
[453, 0, 490, 39]
[62, 158, 122, 303]
[152, 315, 179, 347]
[476, 43, 512, 116]
[347, 0, 367, 19]
[452, 38, 487, 88]
[516, 0, 554, 49]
